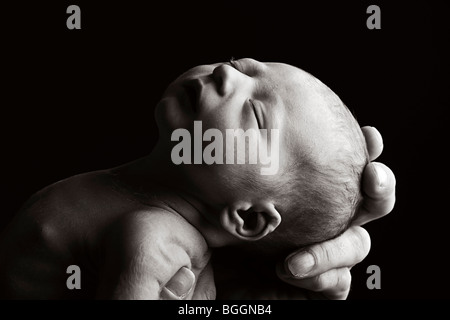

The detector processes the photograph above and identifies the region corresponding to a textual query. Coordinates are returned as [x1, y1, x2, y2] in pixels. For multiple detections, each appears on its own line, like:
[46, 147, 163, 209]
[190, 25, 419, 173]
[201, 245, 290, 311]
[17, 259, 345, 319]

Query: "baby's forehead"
[261, 63, 330, 108]
[263, 63, 345, 165]
[262, 64, 337, 120]
[265, 62, 313, 84]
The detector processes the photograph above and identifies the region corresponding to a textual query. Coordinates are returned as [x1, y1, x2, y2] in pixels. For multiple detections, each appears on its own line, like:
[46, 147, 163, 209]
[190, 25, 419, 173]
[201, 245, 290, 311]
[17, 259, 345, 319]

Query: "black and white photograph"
[1, 0, 449, 307]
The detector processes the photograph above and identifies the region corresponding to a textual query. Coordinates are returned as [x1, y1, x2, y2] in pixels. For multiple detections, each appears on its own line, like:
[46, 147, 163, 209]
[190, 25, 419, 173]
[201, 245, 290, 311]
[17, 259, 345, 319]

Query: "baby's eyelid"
[250, 99, 263, 129]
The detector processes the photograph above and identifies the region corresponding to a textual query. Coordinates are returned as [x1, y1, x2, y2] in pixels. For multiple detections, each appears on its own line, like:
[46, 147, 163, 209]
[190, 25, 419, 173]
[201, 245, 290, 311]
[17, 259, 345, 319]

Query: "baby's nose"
[212, 64, 238, 96]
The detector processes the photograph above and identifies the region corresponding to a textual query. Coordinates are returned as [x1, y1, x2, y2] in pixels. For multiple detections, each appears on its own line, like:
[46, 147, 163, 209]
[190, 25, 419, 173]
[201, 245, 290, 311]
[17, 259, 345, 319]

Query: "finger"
[279, 226, 371, 280]
[160, 267, 196, 300]
[361, 126, 383, 161]
[191, 261, 216, 300]
[352, 162, 396, 226]
[276, 266, 351, 300]
[96, 213, 196, 300]
[306, 268, 352, 300]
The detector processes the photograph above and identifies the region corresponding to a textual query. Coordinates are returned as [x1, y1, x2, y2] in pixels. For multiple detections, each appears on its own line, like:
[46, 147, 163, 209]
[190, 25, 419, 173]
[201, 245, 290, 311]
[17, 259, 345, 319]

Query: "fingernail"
[165, 267, 195, 299]
[374, 163, 387, 187]
[288, 251, 315, 278]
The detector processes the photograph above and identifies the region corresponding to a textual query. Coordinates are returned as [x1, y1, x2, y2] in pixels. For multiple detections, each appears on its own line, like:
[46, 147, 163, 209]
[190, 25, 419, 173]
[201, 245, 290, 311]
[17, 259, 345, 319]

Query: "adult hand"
[94, 211, 217, 300]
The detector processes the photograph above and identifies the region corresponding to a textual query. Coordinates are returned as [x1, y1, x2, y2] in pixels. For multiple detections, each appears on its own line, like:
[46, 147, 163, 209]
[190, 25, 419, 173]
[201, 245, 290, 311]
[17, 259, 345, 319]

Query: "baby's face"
[155, 58, 340, 204]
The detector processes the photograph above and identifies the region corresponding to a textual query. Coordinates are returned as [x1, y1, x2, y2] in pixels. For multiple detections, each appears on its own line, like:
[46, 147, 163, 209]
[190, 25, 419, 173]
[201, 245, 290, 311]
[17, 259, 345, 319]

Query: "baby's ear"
[220, 201, 281, 241]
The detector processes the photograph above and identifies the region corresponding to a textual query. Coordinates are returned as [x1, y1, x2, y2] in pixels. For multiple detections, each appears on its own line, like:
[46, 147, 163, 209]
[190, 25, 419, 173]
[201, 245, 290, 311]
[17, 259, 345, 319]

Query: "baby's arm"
[96, 209, 211, 299]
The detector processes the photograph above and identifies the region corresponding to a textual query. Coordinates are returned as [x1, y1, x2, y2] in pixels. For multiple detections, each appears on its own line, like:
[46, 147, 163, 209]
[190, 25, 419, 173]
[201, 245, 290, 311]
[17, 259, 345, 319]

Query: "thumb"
[160, 267, 196, 300]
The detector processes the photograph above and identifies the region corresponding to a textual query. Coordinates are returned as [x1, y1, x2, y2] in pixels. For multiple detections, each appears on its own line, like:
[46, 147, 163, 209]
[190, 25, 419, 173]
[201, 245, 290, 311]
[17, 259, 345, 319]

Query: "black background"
[2, 0, 449, 299]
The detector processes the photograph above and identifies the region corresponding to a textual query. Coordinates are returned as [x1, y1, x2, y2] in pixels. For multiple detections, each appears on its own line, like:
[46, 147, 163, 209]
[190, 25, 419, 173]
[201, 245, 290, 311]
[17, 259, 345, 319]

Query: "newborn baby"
[154, 58, 368, 255]
[0, 58, 368, 299]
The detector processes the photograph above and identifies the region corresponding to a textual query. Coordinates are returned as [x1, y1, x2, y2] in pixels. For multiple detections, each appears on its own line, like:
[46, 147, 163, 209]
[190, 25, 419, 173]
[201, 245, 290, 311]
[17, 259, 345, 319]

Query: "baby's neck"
[110, 149, 237, 248]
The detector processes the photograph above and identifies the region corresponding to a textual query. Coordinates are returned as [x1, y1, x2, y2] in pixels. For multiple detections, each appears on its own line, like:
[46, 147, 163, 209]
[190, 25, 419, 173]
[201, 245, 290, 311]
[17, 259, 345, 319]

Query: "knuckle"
[337, 268, 352, 291]
[311, 271, 333, 292]
[312, 268, 352, 299]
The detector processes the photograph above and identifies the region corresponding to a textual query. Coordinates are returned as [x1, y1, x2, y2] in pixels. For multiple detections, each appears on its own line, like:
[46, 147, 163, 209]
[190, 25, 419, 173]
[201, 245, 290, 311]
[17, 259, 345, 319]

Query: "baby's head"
[155, 58, 368, 256]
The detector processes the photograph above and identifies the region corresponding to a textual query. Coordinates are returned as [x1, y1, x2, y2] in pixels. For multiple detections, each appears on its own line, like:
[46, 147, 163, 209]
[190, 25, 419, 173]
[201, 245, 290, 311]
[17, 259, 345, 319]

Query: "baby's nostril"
[212, 66, 226, 95]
